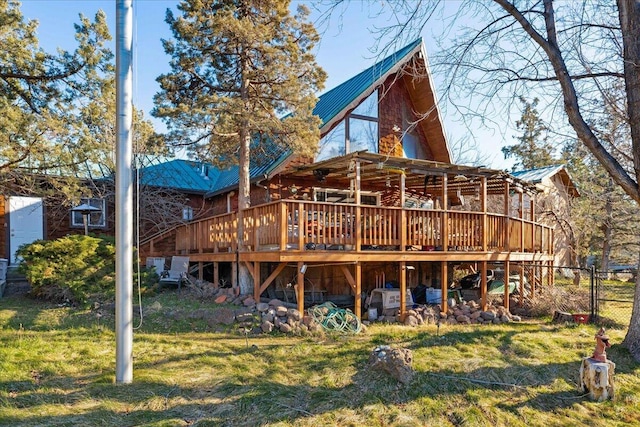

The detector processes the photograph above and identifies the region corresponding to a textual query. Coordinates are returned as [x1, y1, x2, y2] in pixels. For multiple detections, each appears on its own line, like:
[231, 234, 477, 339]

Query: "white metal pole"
[115, 0, 134, 384]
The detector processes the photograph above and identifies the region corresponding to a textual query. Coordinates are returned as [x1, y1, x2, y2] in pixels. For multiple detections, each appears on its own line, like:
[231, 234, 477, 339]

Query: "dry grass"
[1, 290, 639, 427]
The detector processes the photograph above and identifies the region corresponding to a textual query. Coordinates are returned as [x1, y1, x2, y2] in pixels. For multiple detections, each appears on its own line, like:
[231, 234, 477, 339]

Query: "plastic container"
[572, 313, 590, 324]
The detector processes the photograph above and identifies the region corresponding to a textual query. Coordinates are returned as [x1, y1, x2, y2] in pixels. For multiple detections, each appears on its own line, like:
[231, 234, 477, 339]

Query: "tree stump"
[579, 358, 615, 401]
[552, 310, 574, 323]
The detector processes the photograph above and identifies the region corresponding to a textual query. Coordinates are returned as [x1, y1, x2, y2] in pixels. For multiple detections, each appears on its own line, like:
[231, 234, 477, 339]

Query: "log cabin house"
[139, 38, 556, 321]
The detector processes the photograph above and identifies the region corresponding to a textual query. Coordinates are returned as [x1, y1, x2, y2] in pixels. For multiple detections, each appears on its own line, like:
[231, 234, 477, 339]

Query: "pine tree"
[0, 0, 114, 200]
[153, 0, 326, 293]
[502, 97, 556, 171]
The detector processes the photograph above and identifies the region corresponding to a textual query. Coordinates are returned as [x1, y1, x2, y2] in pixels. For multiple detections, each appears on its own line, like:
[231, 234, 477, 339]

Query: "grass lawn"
[1, 290, 639, 427]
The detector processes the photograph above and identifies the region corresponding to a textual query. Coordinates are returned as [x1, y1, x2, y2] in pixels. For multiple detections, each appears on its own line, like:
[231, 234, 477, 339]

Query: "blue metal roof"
[138, 159, 219, 194]
[313, 38, 423, 129]
[141, 39, 425, 196]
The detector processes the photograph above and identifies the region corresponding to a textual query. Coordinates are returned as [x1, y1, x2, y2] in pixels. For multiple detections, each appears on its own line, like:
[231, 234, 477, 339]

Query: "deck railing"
[173, 200, 554, 255]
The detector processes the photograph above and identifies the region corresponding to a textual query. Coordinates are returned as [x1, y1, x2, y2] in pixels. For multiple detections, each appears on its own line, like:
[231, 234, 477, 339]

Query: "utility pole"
[115, 0, 133, 384]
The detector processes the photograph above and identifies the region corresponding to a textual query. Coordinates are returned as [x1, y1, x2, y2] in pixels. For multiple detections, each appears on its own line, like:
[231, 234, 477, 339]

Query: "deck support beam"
[256, 262, 287, 301]
[440, 261, 448, 313]
[296, 261, 305, 315]
[480, 260, 488, 311]
[504, 259, 510, 311]
[400, 260, 406, 321]
[355, 262, 362, 319]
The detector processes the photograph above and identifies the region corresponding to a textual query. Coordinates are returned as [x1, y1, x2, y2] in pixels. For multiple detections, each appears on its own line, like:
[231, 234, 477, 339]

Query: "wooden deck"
[143, 199, 554, 321]
[156, 200, 553, 263]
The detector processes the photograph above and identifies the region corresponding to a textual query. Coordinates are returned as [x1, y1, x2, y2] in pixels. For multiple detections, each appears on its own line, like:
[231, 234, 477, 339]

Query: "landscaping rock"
[279, 323, 292, 333]
[369, 345, 414, 384]
[261, 321, 274, 333]
[210, 307, 235, 325]
[256, 302, 269, 312]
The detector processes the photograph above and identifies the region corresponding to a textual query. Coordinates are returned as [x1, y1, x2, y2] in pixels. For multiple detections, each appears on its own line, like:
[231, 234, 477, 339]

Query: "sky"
[17, 0, 516, 170]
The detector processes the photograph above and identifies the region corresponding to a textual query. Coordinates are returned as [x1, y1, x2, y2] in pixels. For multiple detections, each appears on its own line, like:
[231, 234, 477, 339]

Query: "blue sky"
[18, 0, 515, 169]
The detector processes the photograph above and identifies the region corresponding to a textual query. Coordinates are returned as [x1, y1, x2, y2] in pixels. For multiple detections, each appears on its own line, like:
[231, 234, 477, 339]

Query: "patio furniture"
[159, 256, 190, 290]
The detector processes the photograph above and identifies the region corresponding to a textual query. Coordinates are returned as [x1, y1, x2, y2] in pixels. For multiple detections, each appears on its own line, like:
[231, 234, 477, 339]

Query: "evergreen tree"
[153, 0, 326, 293]
[503, 97, 556, 171]
[0, 1, 112, 187]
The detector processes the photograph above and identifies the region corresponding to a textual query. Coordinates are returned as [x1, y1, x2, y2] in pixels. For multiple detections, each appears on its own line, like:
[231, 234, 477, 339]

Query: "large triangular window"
[316, 91, 378, 161]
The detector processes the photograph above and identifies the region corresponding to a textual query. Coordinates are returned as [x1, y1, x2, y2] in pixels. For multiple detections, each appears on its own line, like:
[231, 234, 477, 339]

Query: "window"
[314, 188, 380, 206]
[316, 91, 379, 161]
[71, 198, 106, 228]
[182, 206, 194, 221]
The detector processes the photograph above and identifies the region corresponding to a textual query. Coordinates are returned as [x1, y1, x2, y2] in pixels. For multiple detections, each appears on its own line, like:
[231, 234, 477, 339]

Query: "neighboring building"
[512, 164, 580, 268]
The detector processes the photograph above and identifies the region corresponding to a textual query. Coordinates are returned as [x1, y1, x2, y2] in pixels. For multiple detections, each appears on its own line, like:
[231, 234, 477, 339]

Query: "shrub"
[16, 235, 156, 306]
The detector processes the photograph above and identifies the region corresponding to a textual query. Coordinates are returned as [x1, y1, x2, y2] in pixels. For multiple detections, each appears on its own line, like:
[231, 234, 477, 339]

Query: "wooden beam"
[340, 264, 356, 292]
[441, 261, 448, 313]
[480, 260, 487, 311]
[258, 262, 287, 297]
[297, 261, 305, 315]
[355, 262, 362, 319]
[504, 259, 510, 312]
[400, 260, 407, 321]
[213, 262, 219, 288]
[252, 261, 260, 302]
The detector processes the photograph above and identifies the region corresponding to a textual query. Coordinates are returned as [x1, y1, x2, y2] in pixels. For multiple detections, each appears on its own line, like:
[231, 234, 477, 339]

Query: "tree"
[0, 0, 114, 200]
[153, 0, 326, 293]
[502, 97, 556, 171]
[355, 0, 640, 360]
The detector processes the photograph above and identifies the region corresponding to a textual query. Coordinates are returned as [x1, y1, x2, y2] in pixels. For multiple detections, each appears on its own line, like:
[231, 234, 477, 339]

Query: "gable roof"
[141, 39, 450, 196]
[512, 165, 580, 197]
[314, 39, 422, 133]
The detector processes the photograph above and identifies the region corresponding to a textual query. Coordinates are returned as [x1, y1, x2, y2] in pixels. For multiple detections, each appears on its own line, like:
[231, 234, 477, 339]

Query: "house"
[0, 174, 115, 266]
[139, 38, 556, 320]
[512, 165, 579, 268]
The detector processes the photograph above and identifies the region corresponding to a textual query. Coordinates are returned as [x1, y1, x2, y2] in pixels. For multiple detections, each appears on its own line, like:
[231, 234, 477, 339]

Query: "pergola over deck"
[146, 152, 554, 321]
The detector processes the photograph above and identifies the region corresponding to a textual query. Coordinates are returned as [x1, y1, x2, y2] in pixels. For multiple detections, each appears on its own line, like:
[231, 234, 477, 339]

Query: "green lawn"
[1, 291, 639, 427]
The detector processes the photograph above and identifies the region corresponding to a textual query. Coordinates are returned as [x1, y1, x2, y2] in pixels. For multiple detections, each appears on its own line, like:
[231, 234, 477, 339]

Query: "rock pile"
[372, 299, 522, 326]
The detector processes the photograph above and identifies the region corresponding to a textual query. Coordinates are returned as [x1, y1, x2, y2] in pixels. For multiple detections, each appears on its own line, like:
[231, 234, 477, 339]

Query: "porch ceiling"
[286, 151, 537, 196]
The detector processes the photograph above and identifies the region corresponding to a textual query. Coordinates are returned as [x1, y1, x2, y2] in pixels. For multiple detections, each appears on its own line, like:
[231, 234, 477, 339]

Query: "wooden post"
[481, 176, 487, 251]
[213, 262, 219, 288]
[297, 261, 305, 315]
[504, 259, 510, 311]
[253, 261, 261, 302]
[400, 261, 406, 321]
[279, 202, 288, 251]
[198, 262, 203, 281]
[355, 262, 362, 319]
[480, 260, 488, 311]
[400, 172, 406, 251]
[504, 181, 510, 251]
[440, 261, 448, 313]
[442, 174, 448, 252]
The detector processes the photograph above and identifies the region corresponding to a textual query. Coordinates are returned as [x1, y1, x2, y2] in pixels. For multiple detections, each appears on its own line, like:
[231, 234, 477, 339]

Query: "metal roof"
[313, 39, 423, 133]
[140, 38, 439, 196]
[138, 159, 218, 194]
[512, 164, 579, 197]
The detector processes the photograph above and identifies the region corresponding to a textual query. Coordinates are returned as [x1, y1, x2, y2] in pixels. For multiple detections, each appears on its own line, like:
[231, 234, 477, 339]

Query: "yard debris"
[369, 345, 414, 384]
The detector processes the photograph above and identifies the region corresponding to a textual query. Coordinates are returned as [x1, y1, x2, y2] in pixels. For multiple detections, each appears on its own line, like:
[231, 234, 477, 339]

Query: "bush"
[17, 235, 156, 306]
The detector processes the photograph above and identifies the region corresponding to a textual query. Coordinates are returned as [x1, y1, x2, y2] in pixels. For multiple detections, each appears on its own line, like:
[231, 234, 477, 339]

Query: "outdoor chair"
[159, 256, 190, 290]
